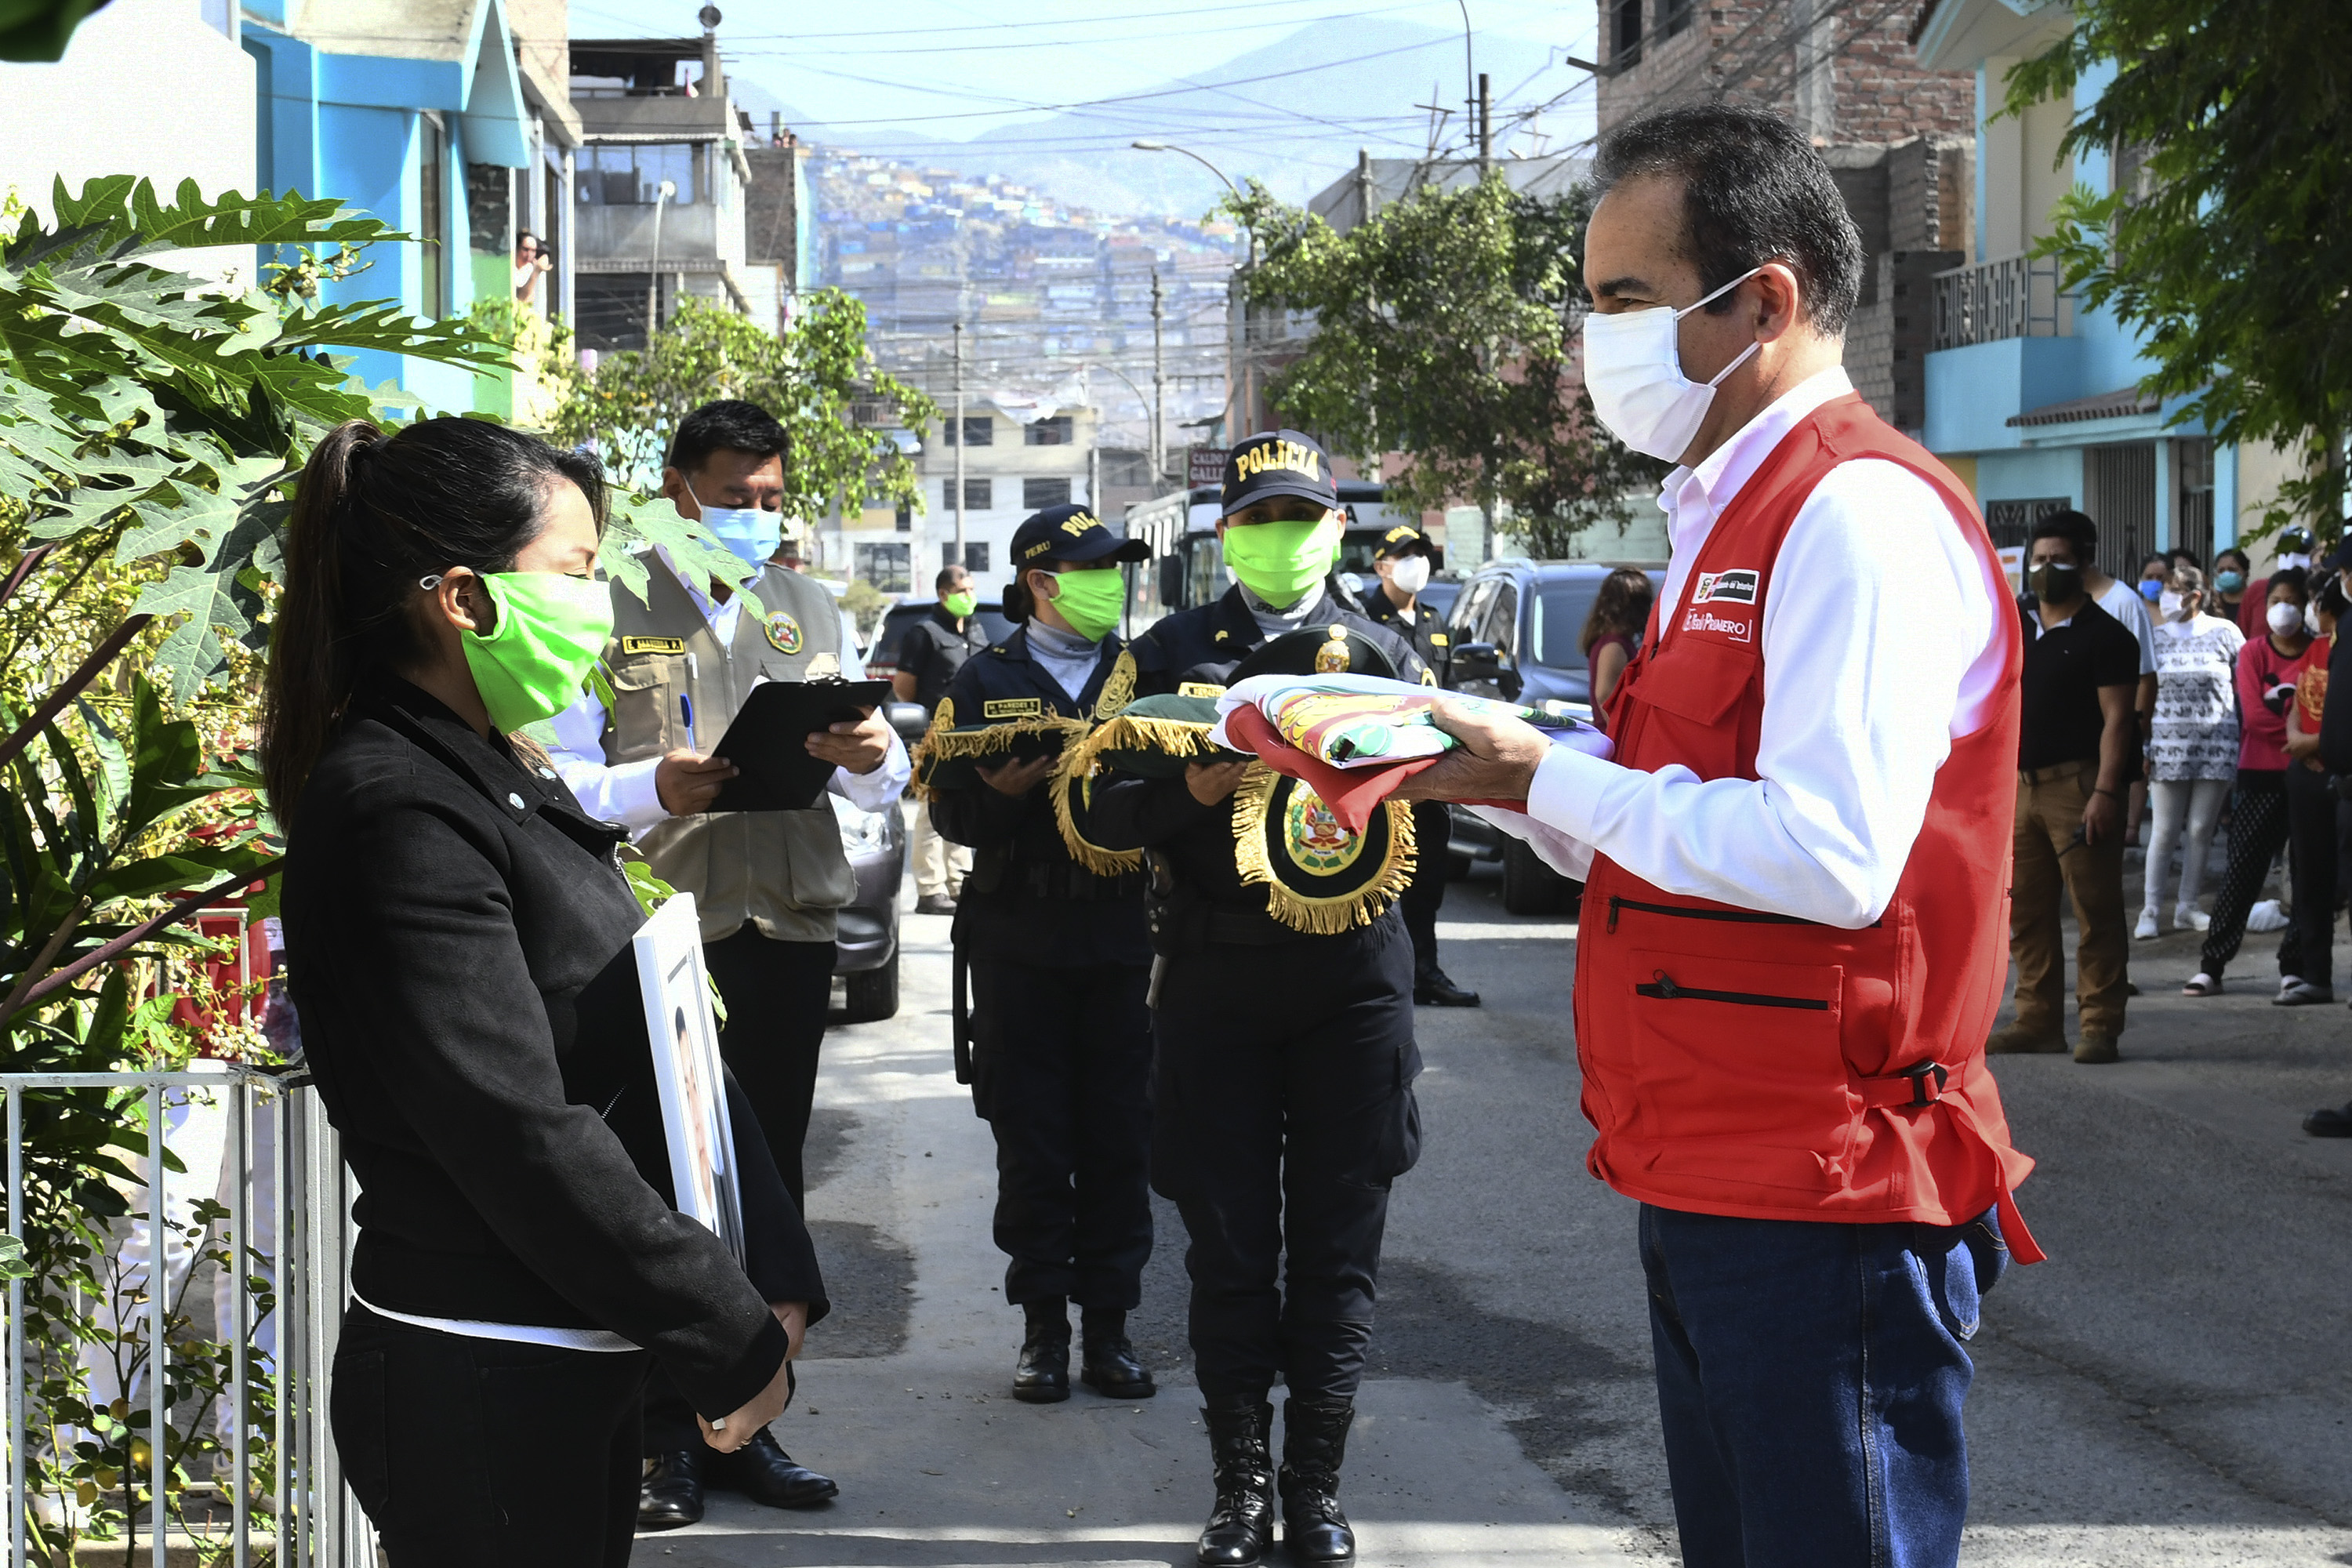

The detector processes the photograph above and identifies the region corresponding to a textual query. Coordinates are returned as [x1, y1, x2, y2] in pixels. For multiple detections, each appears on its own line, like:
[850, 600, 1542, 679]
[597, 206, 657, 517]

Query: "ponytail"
[261, 417, 608, 818]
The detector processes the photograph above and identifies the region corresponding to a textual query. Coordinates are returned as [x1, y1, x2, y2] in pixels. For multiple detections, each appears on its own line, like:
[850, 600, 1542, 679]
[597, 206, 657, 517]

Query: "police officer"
[924, 505, 1159, 1405]
[1358, 525, 1479, 1007]
[546, 399, 909, 1528]
[897, 563, 991, 913]
[1087, 431, 1425, 1568]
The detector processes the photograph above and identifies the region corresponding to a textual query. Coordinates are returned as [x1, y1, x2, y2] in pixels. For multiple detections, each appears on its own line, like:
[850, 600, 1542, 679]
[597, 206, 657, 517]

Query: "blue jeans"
[1639, 1203, 2009, 1568]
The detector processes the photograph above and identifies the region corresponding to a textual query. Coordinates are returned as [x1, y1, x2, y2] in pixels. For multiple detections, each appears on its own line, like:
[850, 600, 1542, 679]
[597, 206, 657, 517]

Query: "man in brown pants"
[1994, 510, 2141, 1063]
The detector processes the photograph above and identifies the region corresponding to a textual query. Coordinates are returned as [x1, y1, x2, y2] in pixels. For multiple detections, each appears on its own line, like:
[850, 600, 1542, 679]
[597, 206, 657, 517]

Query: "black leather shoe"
[1414, 969, 1480, 1007]
[2305, 1102, 2352, 1137]
[1279, 1396, 1357, 1563]
[710, 1427, 839, 1508]
[637, 1450, 705, 1531]
[1198, 1394, 1276, 1566]
[1014, 1301, 1071, 1403]
[1079, 1309, 1156, 1399]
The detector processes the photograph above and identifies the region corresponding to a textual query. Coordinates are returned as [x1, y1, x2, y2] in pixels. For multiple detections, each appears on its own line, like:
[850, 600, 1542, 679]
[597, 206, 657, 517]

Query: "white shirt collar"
[652, 543, 758, 628]
[1657, 365, 1856, 532]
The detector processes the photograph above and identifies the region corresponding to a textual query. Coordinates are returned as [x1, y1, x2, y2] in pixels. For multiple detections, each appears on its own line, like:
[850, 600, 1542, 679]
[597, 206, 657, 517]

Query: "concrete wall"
[0, 0, 254, 234]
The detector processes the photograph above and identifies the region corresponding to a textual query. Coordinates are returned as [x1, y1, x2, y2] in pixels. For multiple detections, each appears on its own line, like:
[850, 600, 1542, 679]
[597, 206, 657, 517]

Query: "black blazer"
[281, 673, 824, 1420]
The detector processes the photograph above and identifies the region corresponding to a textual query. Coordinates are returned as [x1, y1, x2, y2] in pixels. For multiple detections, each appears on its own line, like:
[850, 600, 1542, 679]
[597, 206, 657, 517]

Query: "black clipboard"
[705, 679, 894, 812]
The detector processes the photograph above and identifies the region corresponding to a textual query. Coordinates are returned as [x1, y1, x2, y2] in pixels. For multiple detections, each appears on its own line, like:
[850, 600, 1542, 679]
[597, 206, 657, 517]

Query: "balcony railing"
[1930, 252, 2072, 351]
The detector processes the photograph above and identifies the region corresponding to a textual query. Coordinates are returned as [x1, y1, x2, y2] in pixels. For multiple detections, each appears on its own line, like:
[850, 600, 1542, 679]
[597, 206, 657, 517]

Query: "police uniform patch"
[764, 612, 804, 654]
[984, 697, 1044, 718]
[1231, 768, 1417, 935]
[621, 635, 687, 655]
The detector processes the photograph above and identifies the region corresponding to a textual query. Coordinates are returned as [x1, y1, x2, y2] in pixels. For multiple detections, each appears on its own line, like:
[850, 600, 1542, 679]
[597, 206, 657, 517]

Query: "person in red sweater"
[2187, 568, 2310, 995]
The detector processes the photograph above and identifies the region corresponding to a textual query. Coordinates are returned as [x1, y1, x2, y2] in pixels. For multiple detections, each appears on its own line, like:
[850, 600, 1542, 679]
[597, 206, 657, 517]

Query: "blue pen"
[680, 692, 696, 749]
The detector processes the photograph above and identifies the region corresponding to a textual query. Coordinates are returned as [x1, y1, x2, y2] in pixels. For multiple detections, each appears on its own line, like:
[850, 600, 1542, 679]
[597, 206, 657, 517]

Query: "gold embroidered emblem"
[764, 612, 803, 655]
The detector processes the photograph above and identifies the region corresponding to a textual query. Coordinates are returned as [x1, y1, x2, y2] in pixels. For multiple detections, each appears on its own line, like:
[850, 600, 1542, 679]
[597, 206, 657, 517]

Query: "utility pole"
[951, 321, 965, 567]
[1150, 270, 1165, 485]
[1479, 72, 1493, 170]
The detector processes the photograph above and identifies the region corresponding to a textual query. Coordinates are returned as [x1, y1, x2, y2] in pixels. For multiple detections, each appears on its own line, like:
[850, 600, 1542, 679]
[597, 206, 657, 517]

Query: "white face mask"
[2269, 600, 2306, 636]
[2159, 590, 2187, 622]
[1388, 554, 1431, 594]
[2309, 604, 2328, 636]
[1581, 267, 1766, 462]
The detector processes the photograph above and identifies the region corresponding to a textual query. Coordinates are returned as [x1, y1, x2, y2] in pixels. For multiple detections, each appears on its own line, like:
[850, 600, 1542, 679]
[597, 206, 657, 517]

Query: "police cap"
[1222, 429, 1339, 517]
[1010, 503, 1150, 568]
[1372, 522, 1442, 569]
[1229, 622, 1401, 682]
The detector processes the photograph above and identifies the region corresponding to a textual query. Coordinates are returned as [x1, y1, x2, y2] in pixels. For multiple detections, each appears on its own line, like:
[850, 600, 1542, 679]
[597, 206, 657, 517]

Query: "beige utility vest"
[601, 558, 854, 945]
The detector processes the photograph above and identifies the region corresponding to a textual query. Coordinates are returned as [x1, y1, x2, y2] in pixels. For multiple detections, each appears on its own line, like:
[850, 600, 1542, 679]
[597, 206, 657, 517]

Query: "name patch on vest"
[1682, 607, 1755, 643]
[983, 697, 1043, 718]
[621, 635, 686, 655]
[1691, 568, 1759, 605]
[764, 612, 804, 655]
[1177, 681, 1228, 698]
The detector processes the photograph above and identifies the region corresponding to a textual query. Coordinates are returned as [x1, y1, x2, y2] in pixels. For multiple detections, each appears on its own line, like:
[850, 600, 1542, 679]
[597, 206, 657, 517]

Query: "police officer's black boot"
[1014, 1298, 1072, 1403]
[1079, 1307, 1156, 1398]
[1277, 1396, 1357, 1564]
[1197, 1394, 1276, 1567]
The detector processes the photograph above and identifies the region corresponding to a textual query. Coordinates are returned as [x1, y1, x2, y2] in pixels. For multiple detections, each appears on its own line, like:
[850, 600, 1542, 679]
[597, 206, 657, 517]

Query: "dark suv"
[1441, 559, 1664, 913]
[866, 598, 1017, 678]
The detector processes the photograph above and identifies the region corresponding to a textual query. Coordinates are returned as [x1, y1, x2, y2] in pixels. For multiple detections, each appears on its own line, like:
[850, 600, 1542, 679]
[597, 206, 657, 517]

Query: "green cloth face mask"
[454, 571, 615, 735]
[1041, 567, 1124, 643]
[1222, 515, 1338, 608]
[942, 590, 978, 618]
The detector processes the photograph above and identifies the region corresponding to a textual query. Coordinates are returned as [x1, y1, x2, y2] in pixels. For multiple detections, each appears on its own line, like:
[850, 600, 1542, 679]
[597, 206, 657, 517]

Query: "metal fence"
[3, 1068, 371, 1568]
[1929, 251, 2072, 351]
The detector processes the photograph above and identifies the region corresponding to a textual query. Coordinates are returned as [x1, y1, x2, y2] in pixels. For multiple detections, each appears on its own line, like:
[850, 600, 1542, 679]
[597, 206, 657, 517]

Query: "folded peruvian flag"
[1207, 674, 1613, 835]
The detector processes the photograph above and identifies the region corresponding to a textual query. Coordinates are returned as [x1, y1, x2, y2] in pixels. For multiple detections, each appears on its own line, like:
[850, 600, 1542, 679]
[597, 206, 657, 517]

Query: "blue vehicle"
[1440, 559, 1665, 913]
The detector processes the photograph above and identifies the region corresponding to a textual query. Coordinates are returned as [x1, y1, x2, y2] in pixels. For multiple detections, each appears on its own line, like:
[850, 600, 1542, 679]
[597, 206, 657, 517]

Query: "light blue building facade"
[240, 0, 536, 412]
[1913, 0, 2292, 573]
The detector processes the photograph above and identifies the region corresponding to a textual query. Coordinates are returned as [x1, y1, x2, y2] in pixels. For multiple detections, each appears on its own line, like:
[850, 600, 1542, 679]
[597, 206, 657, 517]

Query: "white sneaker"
[2134, 907, 2160, 940]
[2177, 905, 2211, 932]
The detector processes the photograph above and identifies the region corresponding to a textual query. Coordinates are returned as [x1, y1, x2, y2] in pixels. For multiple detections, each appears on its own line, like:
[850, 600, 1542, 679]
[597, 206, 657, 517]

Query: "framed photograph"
[632, 893, 746, 1265]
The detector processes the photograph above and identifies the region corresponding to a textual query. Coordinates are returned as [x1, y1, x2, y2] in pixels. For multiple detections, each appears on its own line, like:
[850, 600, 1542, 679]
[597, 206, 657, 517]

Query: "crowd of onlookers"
[1994, 510, 2352, 1134]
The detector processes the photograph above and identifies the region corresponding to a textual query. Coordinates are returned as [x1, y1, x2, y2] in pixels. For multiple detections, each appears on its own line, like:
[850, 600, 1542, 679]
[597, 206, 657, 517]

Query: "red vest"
[1577, 394, 2042, 1261]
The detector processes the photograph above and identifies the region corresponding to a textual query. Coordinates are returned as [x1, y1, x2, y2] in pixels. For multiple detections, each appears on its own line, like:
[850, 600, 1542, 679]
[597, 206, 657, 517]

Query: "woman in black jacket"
[265, 418, 826, 1566]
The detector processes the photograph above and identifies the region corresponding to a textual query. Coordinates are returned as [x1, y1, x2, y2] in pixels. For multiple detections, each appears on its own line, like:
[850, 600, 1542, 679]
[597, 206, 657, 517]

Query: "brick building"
[1596, 0, 1976, 438]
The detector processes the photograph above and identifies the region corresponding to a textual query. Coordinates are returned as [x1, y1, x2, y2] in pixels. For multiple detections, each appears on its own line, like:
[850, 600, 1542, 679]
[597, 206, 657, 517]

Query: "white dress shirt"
[1496, 367, 2010, 928]
[548, 550, 909, 836]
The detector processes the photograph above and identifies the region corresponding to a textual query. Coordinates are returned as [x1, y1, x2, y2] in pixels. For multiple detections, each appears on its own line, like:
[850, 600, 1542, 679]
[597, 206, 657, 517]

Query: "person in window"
[1580, 567, 1656, 718]
[514, 230, 553, 305]
[2138, 564, 2244, 938]
[2185, 568, 2309, 996]
[267, 417, 826, 1566]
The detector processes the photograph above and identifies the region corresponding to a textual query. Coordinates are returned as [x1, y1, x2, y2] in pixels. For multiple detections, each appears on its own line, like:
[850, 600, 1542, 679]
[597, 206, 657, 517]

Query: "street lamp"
[1131, 140, 1258, 438]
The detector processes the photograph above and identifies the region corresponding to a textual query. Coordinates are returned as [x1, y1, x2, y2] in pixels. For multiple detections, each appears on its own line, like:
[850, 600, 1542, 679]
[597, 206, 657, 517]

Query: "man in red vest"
[1399, 104, 2040, 1566]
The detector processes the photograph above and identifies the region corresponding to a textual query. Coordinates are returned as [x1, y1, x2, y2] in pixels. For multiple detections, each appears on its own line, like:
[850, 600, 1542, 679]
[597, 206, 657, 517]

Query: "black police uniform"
[1357, 534, 1479, 1008]
[927, 503, 1159, 1401]
[899, 604, 989, 713]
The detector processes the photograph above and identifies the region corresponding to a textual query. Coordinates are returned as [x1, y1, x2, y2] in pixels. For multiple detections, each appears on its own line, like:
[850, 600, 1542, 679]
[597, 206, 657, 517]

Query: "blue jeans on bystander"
[1638, 1203, 2009, 1568]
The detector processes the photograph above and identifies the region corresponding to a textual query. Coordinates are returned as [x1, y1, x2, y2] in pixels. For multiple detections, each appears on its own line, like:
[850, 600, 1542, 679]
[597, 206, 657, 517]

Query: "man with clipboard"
[548, 400, 909, 1528]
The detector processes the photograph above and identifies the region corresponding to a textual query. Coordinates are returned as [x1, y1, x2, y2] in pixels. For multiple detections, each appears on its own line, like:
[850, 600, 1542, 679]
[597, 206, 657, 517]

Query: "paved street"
[650, 855, 2352, 1566]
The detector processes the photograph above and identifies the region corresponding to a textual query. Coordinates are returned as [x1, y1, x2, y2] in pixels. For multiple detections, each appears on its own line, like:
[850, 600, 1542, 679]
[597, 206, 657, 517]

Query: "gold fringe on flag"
[1049, 762, 1145, 877]
[910, 701, 1089, 800]
[1069, 711, 1218, 775]
[1228, 764, 1419, 935]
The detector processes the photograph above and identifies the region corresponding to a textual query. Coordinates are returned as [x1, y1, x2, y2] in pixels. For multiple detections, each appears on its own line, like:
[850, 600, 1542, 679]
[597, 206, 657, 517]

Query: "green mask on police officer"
[1040, 567, 1125, 643]
[454, 570, 615, 734]
[1222, 514, 1340, 608]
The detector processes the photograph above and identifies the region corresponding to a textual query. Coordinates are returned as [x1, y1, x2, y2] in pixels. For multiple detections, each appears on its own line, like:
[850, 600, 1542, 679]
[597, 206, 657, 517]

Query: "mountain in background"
[728, 18, 1592, 219]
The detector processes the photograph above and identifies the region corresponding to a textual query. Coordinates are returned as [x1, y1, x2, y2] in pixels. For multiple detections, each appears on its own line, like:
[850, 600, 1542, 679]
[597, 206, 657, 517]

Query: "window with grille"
[2176, 439, 2216, 564]
[1025, 416, 1074, 446]
[946, 416, 993, 446]
[419, 114, 448, 319]
[855, 543, 910, 593]
[1023, 477, 1073, 510]
[2085, 443, 2158, 583]
[1661, 0, 1692, 37]
[943, 477, 992, 511]
[942, 542, 991, 572]
[1983, 498, 2071, 551]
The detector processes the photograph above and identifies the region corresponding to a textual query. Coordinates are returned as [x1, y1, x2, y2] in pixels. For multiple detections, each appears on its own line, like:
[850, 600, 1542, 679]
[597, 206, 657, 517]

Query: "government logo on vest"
[764, 612, 803, 655]
[1682, 606, 1754, 643]
[1691, 568, 1759, 605]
